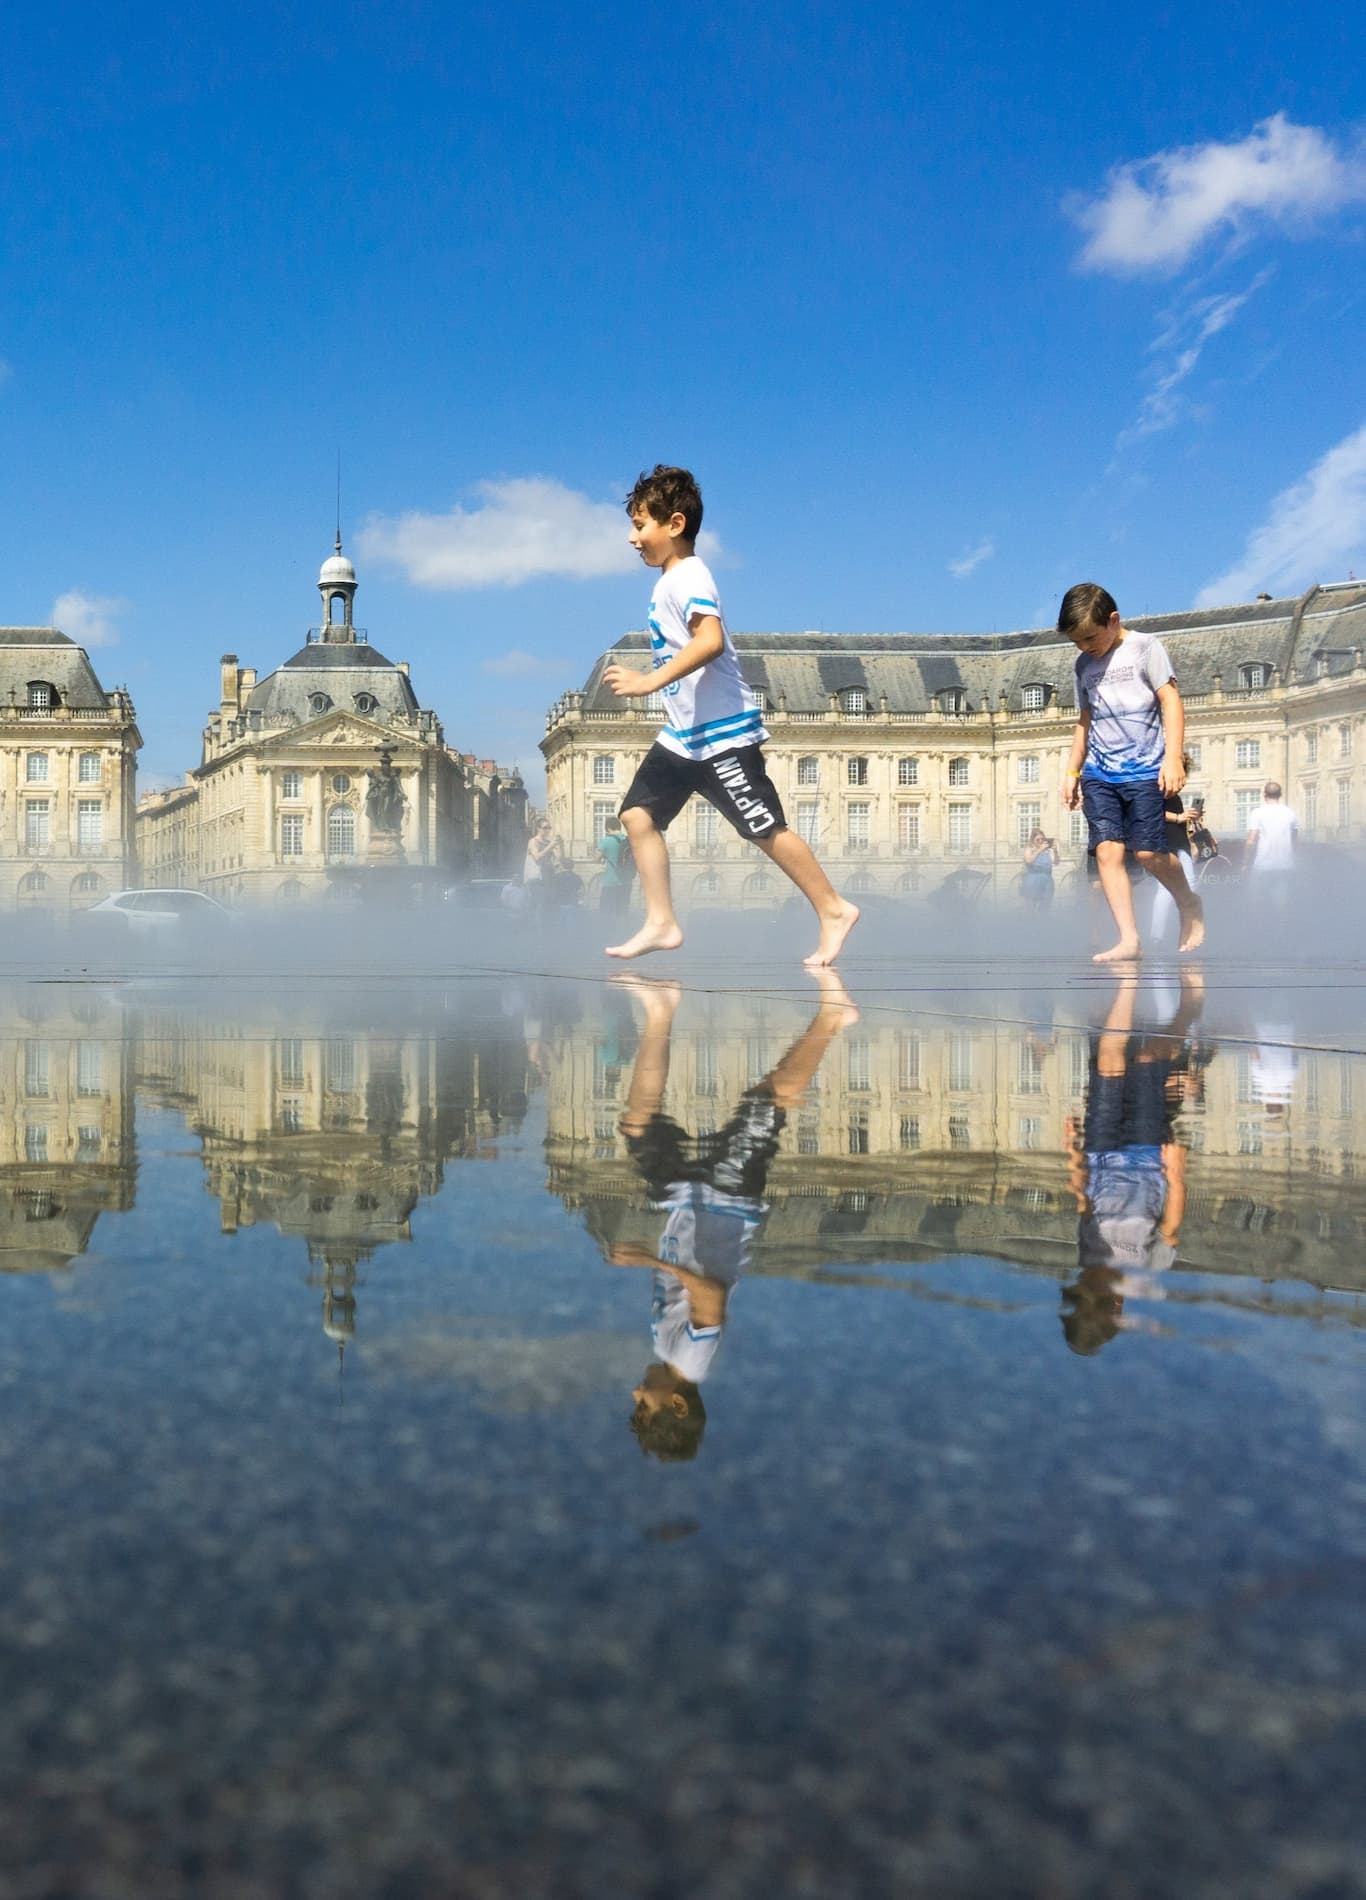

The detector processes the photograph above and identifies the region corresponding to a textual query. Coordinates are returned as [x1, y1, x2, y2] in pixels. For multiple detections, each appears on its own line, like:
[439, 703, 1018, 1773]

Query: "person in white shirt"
[600, 465, 859, 967]
[1245, 782, 1297, 908]
[605, 970, 857, 1460]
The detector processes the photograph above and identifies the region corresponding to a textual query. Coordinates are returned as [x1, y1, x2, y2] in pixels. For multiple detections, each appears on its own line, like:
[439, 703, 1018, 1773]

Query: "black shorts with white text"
[619, 742, 787, 842]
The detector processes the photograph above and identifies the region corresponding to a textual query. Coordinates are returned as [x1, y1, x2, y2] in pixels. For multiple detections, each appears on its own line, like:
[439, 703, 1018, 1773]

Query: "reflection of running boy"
[602, 465, 858, 967]
[1059, 583, 1204, 962]
[1060, 970, 1205, 1355]
[608, 971, 857, 1459]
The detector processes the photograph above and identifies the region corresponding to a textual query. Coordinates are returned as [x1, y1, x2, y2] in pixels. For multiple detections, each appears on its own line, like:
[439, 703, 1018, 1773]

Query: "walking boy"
[602, 465, 859, 965]
[1058, 582, 1204, 962]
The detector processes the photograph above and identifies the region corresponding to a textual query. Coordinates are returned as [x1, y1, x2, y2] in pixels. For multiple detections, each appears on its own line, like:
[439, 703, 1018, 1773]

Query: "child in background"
[1059, 582, 1204, 962]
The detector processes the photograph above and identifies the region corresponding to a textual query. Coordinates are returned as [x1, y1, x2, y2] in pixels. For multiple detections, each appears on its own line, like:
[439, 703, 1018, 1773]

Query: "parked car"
[85, 889, 234, 933]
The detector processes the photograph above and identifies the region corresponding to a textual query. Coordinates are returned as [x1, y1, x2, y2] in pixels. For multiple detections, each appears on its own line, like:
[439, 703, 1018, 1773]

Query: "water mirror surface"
[4, 963, 1366, 1898]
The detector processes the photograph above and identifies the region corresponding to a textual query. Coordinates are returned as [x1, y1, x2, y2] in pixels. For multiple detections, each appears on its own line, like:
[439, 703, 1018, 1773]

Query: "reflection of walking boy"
[1061, 970, 1205, 1354]
[608, 971, 858, 1459]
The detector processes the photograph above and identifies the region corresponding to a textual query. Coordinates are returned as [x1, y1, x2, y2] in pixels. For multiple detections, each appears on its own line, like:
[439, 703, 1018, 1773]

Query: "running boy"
[1059, 582, 1204, 962]
[602, 465, 859, 965]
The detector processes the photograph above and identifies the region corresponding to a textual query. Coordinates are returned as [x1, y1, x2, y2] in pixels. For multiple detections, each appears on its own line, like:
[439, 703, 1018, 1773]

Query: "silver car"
[85, 889, 234, 933]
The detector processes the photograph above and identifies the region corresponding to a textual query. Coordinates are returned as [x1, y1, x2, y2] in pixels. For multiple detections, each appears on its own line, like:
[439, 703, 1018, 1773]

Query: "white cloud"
[1070, 114, 1366, 276]
[948, 537, 995, 579]
[1196, 420, 1366, 606]
[49, 589, 126, 647]
[358, 476, 724, 590]
[482, 648, 551, 678]
[1115, 273, 1271, 451]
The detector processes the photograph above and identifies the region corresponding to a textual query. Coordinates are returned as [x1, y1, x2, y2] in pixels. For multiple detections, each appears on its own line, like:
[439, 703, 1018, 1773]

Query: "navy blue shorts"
[1082, 776, 1170, 856]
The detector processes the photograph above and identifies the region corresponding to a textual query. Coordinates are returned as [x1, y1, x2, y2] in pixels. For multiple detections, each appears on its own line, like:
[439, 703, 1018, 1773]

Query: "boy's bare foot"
[606, 921, 684, 960]
[803, 901, 860, 967]
[809, 966, 860, 1026]
[1177, 894, 1205, 953]
[1093, 939, 1142, 963]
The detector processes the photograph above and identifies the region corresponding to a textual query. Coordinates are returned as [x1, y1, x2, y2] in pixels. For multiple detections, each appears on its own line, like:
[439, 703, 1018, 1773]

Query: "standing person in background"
[1020, 828, 1059, 909]
[1245, 782, 1298, 910]
[597, 814, 634, 919]
[1059, 582, 1204, 962]
[523, 819, 555, 912]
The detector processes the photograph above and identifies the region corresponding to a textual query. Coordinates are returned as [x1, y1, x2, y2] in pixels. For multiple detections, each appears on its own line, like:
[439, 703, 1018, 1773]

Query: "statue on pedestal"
[365, 746, 407, 861]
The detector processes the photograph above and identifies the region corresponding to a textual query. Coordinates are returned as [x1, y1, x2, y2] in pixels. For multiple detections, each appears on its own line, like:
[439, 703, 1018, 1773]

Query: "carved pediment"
[292, 715, 393, 747]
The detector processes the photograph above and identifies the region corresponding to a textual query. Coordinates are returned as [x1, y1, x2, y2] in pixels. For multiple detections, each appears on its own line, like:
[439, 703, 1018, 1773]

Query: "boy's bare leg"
[606, 809, 684, 959]
[765, 969, 861, 1106]
[756, 828, 860, 966]
[1135, 849, 1205, 952]
[612, 974, 683, 1133]
[1092, 840, 1142, 962]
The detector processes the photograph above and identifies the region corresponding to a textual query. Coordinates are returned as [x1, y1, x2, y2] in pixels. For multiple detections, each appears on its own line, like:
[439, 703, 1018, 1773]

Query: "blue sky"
[3, 0, 1364, 792]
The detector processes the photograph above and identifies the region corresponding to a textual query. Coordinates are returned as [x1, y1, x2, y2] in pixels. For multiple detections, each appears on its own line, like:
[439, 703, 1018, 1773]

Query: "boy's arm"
[1062, 711, 1090, 809]
[603, 614, 726, 698]
[1156, 681, 1186, 795]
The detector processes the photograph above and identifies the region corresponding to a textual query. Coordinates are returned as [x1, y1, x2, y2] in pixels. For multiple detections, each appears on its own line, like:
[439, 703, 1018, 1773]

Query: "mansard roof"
[0, 626, 119, 712]
[573, 584, 1366, 716]
[247, 640, 420, 722]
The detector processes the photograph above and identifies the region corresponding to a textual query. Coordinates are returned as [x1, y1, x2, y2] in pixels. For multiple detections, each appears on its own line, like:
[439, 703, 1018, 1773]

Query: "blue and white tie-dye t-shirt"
[647, 555, 768, 762]
[1076, 631, 1176, 784]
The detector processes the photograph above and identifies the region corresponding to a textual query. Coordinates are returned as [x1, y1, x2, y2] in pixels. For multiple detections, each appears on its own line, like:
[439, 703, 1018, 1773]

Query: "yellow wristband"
[1066, 769, 1081, 778]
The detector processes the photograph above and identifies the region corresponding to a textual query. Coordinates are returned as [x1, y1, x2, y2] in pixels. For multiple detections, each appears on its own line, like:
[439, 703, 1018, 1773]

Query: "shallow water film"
[4, 948, 1366, 1898]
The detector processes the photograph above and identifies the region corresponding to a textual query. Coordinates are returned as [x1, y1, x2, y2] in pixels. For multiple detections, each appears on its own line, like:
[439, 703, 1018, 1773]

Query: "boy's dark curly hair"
[630, 1377, 707, 1462]
[626, 465, 704, 541]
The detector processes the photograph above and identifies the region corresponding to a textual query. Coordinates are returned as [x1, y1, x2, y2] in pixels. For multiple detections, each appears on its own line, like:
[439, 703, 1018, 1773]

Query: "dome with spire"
[319, 533, 356, 586]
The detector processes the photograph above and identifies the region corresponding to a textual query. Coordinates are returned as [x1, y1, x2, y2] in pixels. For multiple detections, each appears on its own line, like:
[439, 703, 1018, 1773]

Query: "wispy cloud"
[1115, 272, 1272, 452]
[359, 476, 723, 590]
[49, 589, 126, 647]
[1196, 420, 1366, 605]
[948, 537, 995, 580]
[482, 648, 553, 678]
[1069, 114, 1366, 276]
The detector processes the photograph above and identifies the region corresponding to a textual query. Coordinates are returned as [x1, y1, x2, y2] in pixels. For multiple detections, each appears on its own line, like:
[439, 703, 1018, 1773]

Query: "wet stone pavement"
[3, 956, 1366, 1896]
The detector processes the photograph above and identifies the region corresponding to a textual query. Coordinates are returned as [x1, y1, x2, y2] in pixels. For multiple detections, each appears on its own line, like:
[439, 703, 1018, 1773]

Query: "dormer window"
[354, 693, 378, 716]
[27, 682, 53, 710]
[308, 693, 332, 717]
[1021, 683, 1048, 711]
[1240, 663, 1270, 691]
[939, 689, 967, 714]
[841, 688, 866, 714]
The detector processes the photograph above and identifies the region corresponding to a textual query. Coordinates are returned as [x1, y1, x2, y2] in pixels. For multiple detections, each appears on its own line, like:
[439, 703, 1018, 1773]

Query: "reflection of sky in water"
[2, 971, 1366, 1893]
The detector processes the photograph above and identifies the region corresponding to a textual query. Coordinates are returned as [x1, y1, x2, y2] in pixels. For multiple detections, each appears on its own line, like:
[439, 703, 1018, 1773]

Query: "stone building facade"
[541, 581, 1366, 906]
[0, 628, 141, 911]
[137, 540, 525, 903]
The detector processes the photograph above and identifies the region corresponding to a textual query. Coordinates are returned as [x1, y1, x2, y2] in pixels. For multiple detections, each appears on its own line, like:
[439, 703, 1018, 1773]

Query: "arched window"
[327, 806, 356, 857]
[847, 870, 876, 894]
[74, 871, 103, 894]
[329, 593, 347, 625]
[18, 871, 48, 899]
[308, 693, 333, 717]
[896, 869, 920, 895]
[693, 871, 721, 899]
[1240, 662, 1271, 691]
[939, 688, 967, 714]
[277, 879, 305, 904]
[1021, 683, 1048, 711]
[354, 693, 378, 716]
[841, 688, 866, 714]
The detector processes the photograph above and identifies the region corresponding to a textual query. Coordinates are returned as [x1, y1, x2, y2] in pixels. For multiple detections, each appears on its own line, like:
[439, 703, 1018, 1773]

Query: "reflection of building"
[1, 626, 141, 911]
[137, 1012, 530, 1349]
[136, 538, 525, 903]
[0, 991, 136, 1272]
[545, 1002, 1366, 1295]
[543, 581, 1366, 906]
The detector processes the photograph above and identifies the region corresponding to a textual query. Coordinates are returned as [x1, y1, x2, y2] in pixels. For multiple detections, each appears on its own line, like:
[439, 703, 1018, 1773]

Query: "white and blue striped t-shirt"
[647, 555, 768, 761]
